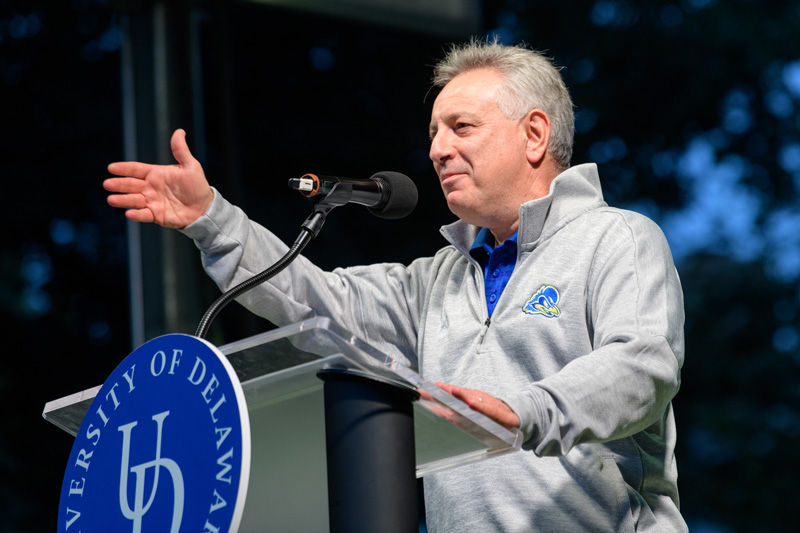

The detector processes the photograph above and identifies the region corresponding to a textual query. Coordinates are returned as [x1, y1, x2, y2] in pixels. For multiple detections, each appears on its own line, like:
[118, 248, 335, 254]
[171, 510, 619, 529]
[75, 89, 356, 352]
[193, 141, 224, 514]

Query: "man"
[105, 39, 686, 531]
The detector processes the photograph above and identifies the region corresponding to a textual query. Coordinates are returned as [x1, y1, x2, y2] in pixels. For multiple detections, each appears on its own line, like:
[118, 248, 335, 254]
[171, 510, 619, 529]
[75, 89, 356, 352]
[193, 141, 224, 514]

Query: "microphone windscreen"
[367, 172, 418, 219]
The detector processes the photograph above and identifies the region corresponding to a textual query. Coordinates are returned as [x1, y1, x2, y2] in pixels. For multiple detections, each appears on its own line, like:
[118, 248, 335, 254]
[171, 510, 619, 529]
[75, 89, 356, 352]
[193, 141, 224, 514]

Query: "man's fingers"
[103, 177, 145, 194]
[436, 383, 480, 409]
[107, 192, 147, 209]
[434, 382, 520, 430]
[107, 161, 151, 178]
[169, 128, 197, 168]
[125, 208, 155, 224]
[435, 382, 457, 395]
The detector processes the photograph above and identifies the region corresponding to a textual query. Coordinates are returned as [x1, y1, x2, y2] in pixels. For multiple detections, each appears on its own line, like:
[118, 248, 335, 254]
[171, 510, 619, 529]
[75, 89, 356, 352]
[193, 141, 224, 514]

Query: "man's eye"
[455, 122, 470, 130]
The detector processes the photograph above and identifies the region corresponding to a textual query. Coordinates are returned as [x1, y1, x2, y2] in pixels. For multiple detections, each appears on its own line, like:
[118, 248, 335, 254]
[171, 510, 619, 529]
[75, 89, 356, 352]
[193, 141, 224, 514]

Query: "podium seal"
[57, 334, 251, 532]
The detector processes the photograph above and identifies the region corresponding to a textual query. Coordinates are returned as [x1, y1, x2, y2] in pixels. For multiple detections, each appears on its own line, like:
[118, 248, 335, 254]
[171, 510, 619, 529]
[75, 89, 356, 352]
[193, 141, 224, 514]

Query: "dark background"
[3, 0, 800, 531]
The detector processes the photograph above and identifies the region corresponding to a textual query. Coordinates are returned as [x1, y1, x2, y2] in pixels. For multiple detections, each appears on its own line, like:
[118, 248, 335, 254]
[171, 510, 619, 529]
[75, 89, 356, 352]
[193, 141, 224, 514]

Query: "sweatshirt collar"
[440, 163, 606, 252]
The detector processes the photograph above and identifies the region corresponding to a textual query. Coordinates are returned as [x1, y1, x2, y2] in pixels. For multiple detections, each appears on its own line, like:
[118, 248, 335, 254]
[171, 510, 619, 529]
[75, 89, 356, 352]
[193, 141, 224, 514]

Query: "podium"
[44, 316, 522, 531]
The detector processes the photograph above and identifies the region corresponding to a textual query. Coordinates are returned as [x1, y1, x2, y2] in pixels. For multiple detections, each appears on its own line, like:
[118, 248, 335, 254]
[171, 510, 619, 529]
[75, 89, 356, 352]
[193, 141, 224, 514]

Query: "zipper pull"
[477, 316, 492, 345]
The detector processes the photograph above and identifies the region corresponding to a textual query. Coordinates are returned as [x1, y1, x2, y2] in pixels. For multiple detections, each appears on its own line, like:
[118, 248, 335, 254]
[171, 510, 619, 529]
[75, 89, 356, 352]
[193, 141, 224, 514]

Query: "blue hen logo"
[523, 285, 561, 318]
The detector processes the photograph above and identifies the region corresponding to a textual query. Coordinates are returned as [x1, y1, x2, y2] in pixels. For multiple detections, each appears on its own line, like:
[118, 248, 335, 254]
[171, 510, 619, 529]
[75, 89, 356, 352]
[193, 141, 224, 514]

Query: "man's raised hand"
[104, 129, 214, 229]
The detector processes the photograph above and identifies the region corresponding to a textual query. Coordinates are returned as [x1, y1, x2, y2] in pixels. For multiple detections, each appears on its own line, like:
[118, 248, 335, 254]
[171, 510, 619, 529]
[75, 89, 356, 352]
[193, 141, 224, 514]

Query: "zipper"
[477, 316, 492, 346]
[466, 246, 494, 348]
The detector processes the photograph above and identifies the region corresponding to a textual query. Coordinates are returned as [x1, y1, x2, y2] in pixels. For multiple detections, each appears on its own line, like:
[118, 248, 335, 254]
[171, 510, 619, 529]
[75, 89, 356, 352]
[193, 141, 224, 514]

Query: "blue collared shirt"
[469, 228, 519, 317]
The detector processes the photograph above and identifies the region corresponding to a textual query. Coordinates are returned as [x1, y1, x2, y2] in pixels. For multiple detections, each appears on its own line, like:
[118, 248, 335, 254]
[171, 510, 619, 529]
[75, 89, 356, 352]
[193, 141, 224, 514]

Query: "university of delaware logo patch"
[523, 285, 561, 318]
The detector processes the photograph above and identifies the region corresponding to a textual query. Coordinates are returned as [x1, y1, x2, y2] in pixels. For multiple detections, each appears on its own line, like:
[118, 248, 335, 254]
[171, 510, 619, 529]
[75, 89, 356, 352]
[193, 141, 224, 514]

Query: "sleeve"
[179, 188, 429, 367]
[501, 213, 685, 456]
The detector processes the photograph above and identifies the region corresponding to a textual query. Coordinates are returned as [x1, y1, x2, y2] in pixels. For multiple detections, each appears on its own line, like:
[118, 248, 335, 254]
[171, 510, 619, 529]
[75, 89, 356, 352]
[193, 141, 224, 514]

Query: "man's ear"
[525, 109, 551, 165]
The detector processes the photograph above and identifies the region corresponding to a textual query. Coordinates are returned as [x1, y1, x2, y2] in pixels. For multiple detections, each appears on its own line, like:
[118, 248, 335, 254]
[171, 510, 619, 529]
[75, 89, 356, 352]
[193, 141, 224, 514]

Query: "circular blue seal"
[57, 334, 250, 532]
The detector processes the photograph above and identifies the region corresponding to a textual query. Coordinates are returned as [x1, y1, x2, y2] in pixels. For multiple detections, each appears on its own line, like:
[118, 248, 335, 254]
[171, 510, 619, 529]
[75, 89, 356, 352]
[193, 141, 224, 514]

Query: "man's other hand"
[433, 382, 521, 431]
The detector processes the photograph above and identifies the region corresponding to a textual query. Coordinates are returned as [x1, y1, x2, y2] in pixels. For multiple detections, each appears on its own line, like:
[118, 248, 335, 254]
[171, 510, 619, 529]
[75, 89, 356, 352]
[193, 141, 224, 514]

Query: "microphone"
[288, 171, 418, 219]
[198, 171, 416, 338]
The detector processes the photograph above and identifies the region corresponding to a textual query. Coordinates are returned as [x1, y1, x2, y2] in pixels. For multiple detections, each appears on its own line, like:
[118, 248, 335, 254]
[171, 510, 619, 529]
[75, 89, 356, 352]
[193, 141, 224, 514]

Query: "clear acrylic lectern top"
[44, 316, 522, 477]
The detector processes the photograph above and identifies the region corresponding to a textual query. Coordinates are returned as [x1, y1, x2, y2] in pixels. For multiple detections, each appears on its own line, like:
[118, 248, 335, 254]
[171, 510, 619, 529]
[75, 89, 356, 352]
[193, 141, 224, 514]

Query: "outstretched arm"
[104, 129, 214, 228]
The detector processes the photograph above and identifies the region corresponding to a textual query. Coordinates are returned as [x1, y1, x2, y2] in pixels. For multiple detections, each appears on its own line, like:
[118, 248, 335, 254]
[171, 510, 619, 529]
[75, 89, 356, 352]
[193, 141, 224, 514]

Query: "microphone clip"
[295, 180, 354, 237]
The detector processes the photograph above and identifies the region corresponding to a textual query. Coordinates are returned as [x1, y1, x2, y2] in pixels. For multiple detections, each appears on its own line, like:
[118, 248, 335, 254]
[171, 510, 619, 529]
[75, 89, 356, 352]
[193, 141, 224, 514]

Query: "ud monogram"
[58, 334, 250, 532]
[118, 411, 185, 533]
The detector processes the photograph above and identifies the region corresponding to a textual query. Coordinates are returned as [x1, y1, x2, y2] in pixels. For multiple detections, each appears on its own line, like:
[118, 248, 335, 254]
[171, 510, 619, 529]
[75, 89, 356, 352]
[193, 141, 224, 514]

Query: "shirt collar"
[469, 227, 518, 259]
[442, 163, 606, 253]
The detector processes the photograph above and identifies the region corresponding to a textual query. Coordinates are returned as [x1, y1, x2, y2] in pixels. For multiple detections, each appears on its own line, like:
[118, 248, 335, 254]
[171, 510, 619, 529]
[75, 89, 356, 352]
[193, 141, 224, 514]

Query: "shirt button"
[489, 294, 497, 303]
[492, 269, 500, 278]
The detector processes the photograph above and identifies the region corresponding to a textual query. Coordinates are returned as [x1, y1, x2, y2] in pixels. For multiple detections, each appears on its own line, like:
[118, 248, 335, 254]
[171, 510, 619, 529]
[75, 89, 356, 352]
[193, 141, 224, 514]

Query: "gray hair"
[432, 38, 575, 171]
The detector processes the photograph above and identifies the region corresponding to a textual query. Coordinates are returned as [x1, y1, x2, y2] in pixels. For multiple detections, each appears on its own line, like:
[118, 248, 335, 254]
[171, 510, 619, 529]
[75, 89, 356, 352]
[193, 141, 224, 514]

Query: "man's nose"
[429, 130, 454, 164]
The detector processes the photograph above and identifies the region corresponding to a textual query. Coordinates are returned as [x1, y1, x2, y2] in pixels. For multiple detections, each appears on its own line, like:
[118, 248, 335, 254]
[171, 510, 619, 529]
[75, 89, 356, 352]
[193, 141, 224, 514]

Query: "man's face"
[428, 69, 534, 231]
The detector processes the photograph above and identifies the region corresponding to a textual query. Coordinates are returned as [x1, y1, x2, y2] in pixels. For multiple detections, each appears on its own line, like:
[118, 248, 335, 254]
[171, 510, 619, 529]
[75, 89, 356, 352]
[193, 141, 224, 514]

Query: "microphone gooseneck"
[194, 223, 315, 339]
[195, 171, 416, 339]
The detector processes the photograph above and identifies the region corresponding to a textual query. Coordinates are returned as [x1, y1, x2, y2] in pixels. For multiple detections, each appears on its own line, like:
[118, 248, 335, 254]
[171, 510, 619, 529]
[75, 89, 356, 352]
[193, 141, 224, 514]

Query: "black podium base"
[318, 368, 420, 533]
